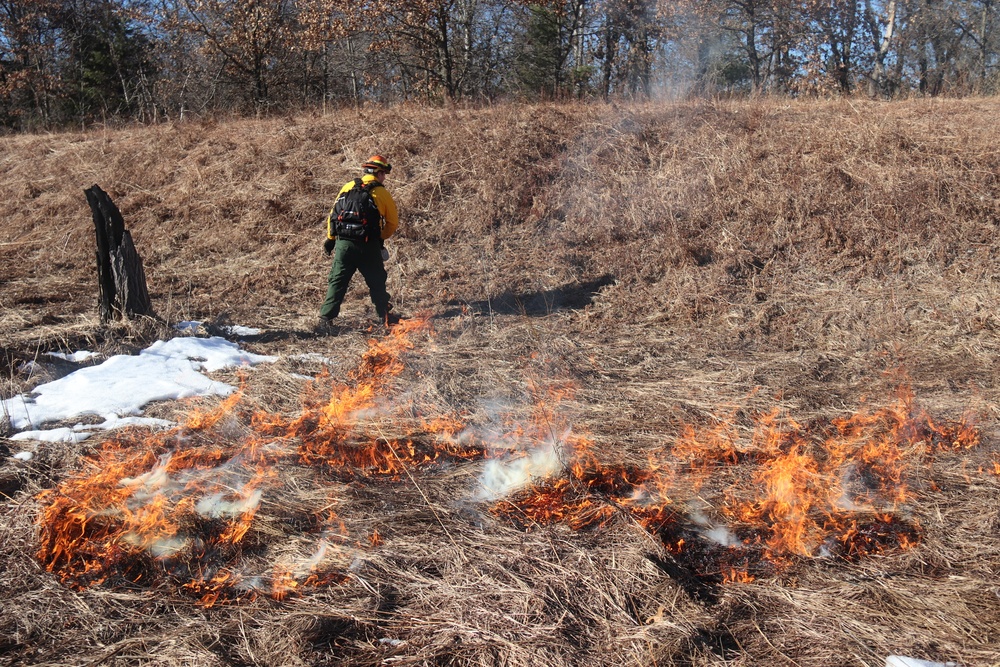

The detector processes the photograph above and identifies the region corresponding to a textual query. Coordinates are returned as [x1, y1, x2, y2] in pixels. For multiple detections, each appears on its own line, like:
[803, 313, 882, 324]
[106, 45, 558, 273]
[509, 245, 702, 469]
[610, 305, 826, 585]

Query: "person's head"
[362, 155, 392, 182]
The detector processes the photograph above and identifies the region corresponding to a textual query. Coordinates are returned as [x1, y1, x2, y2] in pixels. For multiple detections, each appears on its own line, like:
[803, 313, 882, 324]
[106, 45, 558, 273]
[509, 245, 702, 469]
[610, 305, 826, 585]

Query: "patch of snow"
[10, 416, 173, 444]
[2, 335, 276, 440]
[46, 350, 101, 363]
[886, 656, 959, 667]
[222, 325, 262, 337]
[96, 415, 175, 430]
[174, 321, 203, 333]
[12, 427, 92, 443]
[141, 336, 276, 373]
[175, 322, 262, 338]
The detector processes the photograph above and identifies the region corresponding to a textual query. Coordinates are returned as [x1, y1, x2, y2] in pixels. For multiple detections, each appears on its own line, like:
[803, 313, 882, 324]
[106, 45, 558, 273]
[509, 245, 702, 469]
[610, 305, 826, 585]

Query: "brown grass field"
[2, 98, 1000, 666]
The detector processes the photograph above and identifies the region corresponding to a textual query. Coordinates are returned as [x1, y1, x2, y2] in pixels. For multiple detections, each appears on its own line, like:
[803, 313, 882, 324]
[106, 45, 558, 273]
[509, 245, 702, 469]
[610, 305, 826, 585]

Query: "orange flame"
[493, 386, 977, 585]
[35, 315, 980, 604]
[35, 317, 483, 605]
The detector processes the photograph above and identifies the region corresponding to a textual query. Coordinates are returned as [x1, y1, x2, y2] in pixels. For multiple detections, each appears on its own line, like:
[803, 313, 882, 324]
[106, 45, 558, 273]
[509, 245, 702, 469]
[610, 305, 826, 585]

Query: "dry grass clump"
[2, 98, 1000, 666]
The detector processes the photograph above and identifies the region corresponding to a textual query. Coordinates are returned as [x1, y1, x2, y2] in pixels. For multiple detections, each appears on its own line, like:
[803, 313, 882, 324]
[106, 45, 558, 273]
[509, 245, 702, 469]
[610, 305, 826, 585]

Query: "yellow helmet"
[362, 155, 392, 173]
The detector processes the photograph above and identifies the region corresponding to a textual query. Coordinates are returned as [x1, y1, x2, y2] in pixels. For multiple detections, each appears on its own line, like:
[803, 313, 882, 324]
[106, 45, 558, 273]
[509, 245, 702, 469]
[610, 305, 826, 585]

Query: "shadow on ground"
[440, 275, 616, 318]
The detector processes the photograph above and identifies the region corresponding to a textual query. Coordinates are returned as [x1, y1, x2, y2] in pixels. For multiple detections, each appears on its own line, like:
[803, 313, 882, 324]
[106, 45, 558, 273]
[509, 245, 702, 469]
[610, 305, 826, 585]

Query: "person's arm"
[374, 187, 399, 239]
[325, 209, 336, 240]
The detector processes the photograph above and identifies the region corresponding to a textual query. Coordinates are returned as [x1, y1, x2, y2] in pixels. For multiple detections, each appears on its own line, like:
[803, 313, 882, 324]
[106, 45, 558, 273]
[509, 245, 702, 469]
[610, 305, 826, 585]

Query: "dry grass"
[2, 97, 1000, 666]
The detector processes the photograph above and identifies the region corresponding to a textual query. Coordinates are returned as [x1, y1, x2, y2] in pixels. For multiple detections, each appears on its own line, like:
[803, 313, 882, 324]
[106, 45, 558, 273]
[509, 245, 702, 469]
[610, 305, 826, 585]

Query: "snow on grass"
[45, 350, 102, 363]
[175, 321, 263, 338]
[3, 334, 276, 446]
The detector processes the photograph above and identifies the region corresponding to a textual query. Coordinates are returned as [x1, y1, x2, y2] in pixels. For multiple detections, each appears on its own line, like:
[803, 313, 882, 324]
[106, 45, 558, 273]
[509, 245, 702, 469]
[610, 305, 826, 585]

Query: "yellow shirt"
[326, 174, 398, 240]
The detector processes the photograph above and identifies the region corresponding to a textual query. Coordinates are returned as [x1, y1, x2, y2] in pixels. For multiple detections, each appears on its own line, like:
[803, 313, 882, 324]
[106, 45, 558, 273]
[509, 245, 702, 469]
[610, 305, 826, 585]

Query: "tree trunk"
[85, 184, 153, 323]
[866, 0, 897, 98]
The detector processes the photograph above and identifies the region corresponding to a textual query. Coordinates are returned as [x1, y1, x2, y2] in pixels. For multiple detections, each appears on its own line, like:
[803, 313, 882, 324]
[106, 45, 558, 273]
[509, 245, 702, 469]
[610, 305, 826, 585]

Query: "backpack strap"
[362, 180, 384, 216]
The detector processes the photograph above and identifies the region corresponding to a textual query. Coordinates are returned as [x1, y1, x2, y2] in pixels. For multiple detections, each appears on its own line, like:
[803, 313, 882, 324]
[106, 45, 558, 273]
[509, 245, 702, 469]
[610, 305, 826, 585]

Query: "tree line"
[1, 0, 997, 129]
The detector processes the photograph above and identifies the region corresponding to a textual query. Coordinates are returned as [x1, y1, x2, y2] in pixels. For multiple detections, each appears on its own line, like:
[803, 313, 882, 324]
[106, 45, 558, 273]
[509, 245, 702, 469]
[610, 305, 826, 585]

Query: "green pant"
[320, 239, 390, 319]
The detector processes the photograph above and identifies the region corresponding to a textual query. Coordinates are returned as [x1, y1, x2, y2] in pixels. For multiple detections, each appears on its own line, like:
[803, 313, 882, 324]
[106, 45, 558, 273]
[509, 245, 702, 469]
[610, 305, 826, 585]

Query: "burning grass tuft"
[32, 316, 984, 631]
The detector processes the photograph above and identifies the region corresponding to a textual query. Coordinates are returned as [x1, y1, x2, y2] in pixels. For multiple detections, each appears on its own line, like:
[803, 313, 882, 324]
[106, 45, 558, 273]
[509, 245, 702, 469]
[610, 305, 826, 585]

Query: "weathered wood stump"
[85, 185, 153, 322]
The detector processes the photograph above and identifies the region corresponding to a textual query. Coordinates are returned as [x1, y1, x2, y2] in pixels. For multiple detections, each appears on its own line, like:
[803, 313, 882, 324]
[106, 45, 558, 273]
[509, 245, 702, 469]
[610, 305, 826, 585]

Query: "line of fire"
[34, 318, 987, 608]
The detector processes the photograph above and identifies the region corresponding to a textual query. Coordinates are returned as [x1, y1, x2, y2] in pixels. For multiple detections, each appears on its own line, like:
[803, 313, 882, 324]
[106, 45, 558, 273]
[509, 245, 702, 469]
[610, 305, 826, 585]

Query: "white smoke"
[195, 488, 263, 518]
[148, 536, 192, 558]
[117, 452, 264, 559]
[690, 509, 741, 547]
[834, 463, 881, 512]
[119, 453, 174, 496]
[475, 440, 566, 501]
[301, 540, 330, 573]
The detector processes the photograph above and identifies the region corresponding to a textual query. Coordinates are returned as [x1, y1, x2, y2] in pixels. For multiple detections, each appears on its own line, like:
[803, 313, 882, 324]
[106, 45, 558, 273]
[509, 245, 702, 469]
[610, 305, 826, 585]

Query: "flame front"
[36, 318, 484, 605]
[493, 386, 979, 584]
[35, 319, 981, 604]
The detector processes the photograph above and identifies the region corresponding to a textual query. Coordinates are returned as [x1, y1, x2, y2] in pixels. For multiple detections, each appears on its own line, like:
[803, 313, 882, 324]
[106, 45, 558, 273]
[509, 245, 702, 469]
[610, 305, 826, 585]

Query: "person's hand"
[323, 238, 336, 256]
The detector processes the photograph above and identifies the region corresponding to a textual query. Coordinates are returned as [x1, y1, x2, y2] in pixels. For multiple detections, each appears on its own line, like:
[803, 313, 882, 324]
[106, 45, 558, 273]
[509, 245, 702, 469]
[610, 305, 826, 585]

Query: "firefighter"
[317, 155, 400, 332]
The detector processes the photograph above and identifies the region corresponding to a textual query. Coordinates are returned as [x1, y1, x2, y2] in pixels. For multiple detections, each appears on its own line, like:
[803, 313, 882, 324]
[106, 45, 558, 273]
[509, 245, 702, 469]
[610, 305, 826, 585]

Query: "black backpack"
[331, 178, 382, 242]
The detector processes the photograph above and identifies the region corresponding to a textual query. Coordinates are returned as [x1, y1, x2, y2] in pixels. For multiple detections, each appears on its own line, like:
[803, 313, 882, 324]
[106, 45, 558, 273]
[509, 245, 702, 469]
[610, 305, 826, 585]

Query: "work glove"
[323, 238, 336, 256]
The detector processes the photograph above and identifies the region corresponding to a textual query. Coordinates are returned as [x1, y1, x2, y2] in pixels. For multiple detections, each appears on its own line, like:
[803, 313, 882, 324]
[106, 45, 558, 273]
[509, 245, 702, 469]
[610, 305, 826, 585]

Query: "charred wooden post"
[85, 185, 153, 322]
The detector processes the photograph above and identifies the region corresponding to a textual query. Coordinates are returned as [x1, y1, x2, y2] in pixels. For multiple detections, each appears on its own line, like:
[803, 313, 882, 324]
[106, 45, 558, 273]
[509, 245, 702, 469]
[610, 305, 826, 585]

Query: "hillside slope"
[2, 99, 1000, 666]
[3, 99, 999, 353]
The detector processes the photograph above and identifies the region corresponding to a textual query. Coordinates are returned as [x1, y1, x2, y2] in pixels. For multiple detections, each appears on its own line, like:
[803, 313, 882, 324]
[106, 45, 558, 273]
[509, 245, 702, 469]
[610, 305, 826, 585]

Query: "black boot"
[374, 311, 402, 328]
[315, 316, 337, 335]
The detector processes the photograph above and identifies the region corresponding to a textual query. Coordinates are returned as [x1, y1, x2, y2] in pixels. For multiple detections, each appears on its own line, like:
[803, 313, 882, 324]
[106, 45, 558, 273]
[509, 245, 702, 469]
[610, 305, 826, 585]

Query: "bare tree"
[0, 0, 63, 126]
[169, 0, 292, 109]
[864, 0, 899, 96]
